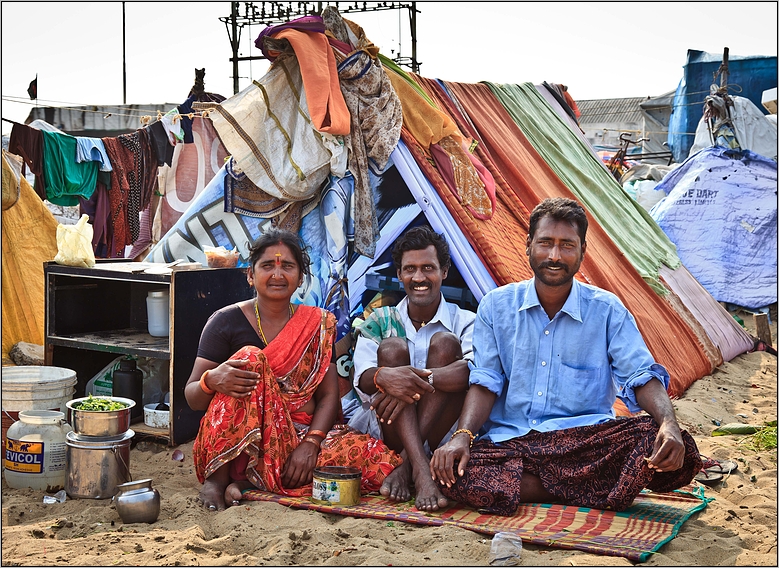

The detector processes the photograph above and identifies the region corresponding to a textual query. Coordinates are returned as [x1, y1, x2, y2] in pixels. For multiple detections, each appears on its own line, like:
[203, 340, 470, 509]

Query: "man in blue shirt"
[430, 197, 701, 515]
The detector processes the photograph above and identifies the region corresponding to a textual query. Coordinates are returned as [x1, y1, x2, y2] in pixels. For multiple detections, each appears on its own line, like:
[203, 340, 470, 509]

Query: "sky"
[2, 1, 777, 135]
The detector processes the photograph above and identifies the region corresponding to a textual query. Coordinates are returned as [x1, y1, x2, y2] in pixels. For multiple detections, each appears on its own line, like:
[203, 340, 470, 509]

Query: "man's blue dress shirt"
[470, 278, 670, 442]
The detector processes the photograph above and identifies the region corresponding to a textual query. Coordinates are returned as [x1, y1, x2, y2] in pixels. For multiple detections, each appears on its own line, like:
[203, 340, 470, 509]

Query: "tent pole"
[122, 2, 127, 105]
[231, 2, 240, 94]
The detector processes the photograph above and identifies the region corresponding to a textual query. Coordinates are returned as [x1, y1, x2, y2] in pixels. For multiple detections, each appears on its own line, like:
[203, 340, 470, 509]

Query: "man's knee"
[427, 332, 463, 366]
[377, 336, 410, 366]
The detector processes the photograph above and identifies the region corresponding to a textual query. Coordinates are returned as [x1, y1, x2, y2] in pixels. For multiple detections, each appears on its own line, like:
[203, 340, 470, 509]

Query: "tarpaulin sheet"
[486, 82, 681, 296]
[668, 50, 777, 163]
[651, 146, 778, 309]
[2, 154, 58, 360]
[431, 79, 714, 397]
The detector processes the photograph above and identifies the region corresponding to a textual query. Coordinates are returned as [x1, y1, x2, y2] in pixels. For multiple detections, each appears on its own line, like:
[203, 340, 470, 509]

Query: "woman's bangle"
[301, 436, 321, 449]
[451, 428, 476, 447]
[307, 429, 327, 440]
[373, 367, 385, 394]
[199, 370, 215, 395]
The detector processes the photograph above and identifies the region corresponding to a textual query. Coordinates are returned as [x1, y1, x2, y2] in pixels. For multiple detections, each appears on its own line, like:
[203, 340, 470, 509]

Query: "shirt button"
[537, 391, 543, 396]
[531, 420, 537, 425]
[541, 361, 547, 366]
[544, 330, 549, 335]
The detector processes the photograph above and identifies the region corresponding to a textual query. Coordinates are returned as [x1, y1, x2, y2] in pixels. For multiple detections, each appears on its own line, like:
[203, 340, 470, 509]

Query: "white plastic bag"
[54, 214, 95, 268]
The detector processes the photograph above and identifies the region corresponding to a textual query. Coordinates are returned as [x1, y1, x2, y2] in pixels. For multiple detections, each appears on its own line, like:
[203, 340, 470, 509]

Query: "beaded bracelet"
[373, 367, 385, 394]
[451, 428, 476, 447]
[199, 370, 215, 395]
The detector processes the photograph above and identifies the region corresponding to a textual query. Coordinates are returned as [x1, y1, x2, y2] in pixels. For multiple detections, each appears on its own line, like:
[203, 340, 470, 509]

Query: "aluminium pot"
[66, 396, 135, 438]
[113, 478, 161, 523]
[65, 429, 134, 499]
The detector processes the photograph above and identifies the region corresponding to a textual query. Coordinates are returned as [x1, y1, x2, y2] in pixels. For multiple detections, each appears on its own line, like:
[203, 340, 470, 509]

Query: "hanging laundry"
[75, 137, 113, 172]
[78, 181, 111, 258]
[8, 123, 47, 201]
[41, 130, 98, 206]
[146, 121, 174, 167]
[160, 108, 184, 146]
[102, 130, 157, 256]
[322, 6, 402, 258]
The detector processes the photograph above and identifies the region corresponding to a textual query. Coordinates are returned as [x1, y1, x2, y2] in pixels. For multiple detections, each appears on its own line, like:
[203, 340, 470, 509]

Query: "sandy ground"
[2, 314, 776, 567]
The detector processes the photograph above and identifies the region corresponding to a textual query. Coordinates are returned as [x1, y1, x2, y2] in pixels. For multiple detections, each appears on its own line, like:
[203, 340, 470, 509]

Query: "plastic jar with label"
[4, 410, 73, 491]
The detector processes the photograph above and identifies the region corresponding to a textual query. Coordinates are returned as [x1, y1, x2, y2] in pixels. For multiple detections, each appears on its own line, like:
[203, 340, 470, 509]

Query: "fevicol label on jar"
[5, 439, 44, 473]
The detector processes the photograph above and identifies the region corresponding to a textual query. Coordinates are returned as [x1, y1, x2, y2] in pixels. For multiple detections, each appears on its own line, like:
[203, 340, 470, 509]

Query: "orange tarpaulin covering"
[400, 77, 713, 398]
[2, 154, 58, 361]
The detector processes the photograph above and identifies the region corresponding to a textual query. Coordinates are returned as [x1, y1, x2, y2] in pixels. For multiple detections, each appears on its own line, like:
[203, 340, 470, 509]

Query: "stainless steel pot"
[66, 396, 135, 437]
[65, 429, 133, 499]
[113, 479, 161, 523]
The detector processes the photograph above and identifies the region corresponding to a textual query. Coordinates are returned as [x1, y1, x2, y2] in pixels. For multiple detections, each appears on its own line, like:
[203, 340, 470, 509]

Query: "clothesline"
[1, 96, 213, 124]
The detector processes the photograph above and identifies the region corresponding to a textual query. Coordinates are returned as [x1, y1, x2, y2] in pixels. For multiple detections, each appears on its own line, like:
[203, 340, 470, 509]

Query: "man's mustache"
[538, 262, 568, 271]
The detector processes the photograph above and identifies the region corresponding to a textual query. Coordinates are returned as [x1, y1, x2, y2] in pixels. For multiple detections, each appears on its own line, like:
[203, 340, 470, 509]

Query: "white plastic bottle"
[4, 410, 73, 491]
[146, 290, 170, 337]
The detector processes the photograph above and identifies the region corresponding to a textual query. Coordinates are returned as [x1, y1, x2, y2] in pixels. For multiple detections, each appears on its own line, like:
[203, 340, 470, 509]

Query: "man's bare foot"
[199, 478, 228, 511]
[225, 480, 254, 507]
[380, 460, 412, 502]
[413, 470, 449, 512]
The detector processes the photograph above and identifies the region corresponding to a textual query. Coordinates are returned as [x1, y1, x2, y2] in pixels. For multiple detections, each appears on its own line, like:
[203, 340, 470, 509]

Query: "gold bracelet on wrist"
[451, 428, 476, 447]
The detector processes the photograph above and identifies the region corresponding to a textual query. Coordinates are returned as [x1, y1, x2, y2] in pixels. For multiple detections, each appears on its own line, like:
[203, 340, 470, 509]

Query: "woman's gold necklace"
[255, 301, 295, 345]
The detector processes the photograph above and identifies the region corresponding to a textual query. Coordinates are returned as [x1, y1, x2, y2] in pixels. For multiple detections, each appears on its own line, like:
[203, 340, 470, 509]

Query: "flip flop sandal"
[694, 470, 724, 485]
[700, 456, 739, 475]
[705, 459, 738, 475]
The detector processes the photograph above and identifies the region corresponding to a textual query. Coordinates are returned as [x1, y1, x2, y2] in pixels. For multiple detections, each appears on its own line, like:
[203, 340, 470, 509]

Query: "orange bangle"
[307, 429, 327, 440]
[301, 436, 321, 449]
[199, 370, 215, 395]
[373, 367, 385, 393]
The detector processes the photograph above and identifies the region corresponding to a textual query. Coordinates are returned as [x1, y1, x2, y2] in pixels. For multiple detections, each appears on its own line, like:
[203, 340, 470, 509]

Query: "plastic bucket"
[2, 366, 77, 451]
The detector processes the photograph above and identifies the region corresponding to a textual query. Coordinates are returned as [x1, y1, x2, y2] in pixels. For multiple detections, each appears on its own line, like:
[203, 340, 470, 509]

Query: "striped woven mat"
[242, 486, 710, 562]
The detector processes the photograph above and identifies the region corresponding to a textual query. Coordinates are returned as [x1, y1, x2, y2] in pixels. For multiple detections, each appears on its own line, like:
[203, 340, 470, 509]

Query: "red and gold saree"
[193, 305, 401, 496]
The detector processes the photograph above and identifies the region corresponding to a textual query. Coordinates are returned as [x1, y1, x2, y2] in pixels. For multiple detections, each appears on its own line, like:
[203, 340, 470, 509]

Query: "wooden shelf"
[45, 262, 253, 446]
[47, 329, 170, 359]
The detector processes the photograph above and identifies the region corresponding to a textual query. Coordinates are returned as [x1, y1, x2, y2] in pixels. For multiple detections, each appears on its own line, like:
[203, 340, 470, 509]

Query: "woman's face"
[249, 243, 303, 303]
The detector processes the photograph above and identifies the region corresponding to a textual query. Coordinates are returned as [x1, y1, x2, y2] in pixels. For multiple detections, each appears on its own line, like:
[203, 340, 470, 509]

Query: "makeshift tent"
[667, 49, 777, 162]
[650, 146, 778, 310]
[148, 10, 756, 405]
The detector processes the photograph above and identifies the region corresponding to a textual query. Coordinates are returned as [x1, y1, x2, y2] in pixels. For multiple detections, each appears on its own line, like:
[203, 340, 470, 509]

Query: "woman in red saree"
[186, 229, 402, 511]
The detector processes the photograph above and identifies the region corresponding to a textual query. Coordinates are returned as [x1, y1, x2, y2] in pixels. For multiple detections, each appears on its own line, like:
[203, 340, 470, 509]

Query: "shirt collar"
[398, 293, 452, 330]
[521, 278, 583, 323]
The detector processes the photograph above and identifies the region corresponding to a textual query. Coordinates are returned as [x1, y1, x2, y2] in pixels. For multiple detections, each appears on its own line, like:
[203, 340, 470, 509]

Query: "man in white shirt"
[350, 226, 475, 512]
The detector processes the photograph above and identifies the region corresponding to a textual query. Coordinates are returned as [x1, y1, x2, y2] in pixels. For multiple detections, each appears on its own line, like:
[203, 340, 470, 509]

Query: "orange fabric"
[418, 78, 712, 398]
[193, 306, 400, 495]
[274, 29, 350, 135]
[385, 67, 460, 149]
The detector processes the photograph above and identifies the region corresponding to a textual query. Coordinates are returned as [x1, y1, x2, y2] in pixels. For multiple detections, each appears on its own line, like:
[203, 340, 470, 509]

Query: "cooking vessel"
[66, 396, 135, 437]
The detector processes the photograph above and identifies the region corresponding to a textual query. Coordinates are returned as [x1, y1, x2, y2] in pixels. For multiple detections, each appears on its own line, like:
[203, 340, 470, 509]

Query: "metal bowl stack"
[64, 396, 136, 500]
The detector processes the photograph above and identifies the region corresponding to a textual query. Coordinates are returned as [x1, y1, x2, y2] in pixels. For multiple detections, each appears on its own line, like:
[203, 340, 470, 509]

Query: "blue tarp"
[650, 146, 777, 309]
[667, 50, 777, 163]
